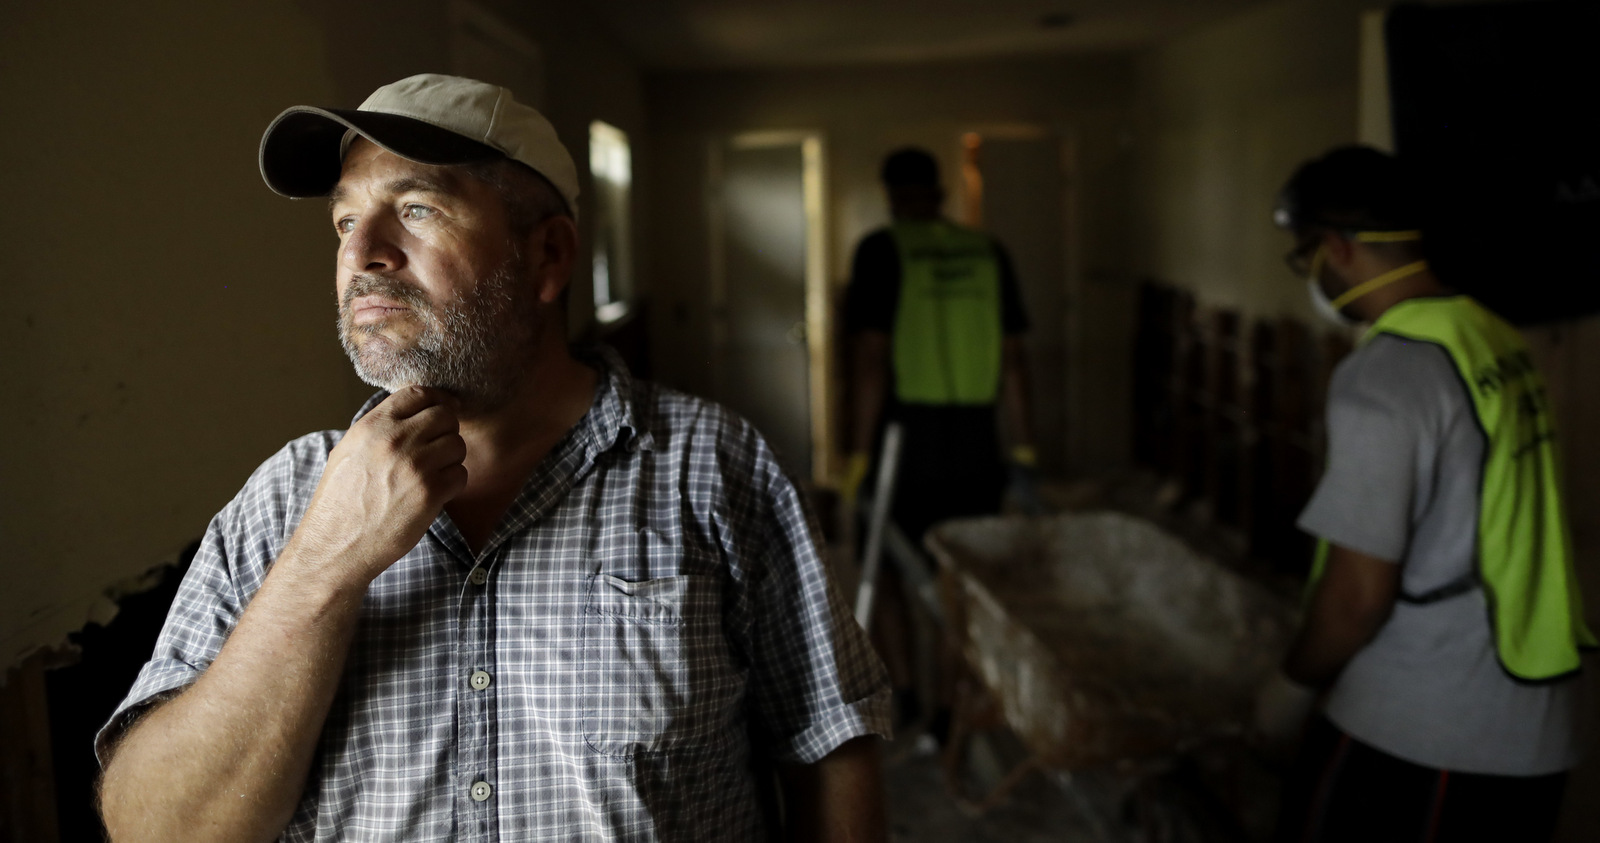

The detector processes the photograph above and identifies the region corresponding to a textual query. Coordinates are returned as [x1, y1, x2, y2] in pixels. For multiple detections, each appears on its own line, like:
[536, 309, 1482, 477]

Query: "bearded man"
[95, 74, 891, 843]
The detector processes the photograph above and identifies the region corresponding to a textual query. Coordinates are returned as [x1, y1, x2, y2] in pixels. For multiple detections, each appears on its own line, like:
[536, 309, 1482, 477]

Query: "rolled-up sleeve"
[94, 515, 243, 764]
[742, 475, 892, 764]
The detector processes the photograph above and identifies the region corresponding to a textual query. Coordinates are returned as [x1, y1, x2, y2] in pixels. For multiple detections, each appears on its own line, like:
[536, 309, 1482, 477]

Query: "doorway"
[708, 132, 830, 482]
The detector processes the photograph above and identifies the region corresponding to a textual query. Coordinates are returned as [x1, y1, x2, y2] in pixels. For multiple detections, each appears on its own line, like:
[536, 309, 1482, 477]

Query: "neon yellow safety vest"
[889, 220, 1003, 405]
[1311, 295, 1596, 681]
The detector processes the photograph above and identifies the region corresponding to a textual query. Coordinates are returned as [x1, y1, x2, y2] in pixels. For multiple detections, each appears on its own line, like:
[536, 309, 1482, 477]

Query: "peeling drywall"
[2, 551, 184, 682]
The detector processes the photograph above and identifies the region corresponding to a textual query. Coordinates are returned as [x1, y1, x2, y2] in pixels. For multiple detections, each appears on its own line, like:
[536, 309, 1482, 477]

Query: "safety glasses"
[1283, 229, 1421, 276]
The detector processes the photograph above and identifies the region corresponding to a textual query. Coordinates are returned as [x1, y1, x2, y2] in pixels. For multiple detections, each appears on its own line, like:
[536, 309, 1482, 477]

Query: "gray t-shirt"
[1298, 333, 1585, 775]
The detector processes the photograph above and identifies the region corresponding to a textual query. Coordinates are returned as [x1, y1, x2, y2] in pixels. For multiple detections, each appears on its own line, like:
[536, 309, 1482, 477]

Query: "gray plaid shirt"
[98, 346, 892, 842]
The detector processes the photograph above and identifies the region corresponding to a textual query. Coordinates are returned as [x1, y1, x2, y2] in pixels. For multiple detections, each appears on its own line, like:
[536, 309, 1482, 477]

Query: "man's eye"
[334, 217, 355, 235]
[402, 204, 435, 221]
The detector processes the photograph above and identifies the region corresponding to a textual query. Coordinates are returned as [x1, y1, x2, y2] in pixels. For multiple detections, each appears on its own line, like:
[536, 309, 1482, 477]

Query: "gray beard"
[337, 257, 531, 409]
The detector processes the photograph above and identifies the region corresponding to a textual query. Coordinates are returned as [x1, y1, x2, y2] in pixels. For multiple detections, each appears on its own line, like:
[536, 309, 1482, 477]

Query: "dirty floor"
[881, 729, 1278, 843]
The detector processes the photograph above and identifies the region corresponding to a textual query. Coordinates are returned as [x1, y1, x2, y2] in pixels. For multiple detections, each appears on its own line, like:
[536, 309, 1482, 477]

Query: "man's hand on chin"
[291, 385, 468, 588]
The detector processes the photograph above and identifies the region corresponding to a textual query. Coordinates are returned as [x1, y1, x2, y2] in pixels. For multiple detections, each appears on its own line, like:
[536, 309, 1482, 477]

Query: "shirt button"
[468, 568, 489, 586]
[470, 781, 493, 802]
[469, 670, 493, 691]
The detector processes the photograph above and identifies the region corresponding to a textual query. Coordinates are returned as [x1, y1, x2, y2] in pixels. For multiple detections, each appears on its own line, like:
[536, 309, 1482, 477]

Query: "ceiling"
[588, 0, 1276, 70]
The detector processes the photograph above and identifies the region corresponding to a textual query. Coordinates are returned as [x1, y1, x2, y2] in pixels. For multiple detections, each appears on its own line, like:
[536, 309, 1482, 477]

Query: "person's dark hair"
[881, 147, 941, 188]
[1274, 145, 1422, 235]
[463, 157, 571, 238]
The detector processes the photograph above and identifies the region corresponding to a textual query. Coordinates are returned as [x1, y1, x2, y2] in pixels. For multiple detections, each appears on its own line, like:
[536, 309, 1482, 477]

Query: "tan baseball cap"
[258, 73, 579, 213]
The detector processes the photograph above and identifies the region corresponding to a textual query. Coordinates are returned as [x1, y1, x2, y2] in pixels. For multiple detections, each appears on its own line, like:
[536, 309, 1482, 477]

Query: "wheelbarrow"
[926, 511, 1297, 814]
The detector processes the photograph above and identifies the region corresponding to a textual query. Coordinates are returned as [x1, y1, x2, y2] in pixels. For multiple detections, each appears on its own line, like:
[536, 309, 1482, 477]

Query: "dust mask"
[1307, 277, 1356, 328]
[1303, 230, 1429, 328]
[1304, 247, 1357, 328]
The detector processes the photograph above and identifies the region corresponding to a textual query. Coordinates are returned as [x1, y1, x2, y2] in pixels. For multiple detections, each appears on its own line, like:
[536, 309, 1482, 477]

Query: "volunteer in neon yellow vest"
[842, 147, 1037, 542]
[1262, 146, 1591, 841]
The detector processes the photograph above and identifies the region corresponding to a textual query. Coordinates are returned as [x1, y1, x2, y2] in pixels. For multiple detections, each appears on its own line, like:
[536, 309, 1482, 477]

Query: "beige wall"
[0, 0, 644, 667]
[643, 56, 1141, 474]
[1128, 1, 1600, 838]
[1127, 0, 1384, 322]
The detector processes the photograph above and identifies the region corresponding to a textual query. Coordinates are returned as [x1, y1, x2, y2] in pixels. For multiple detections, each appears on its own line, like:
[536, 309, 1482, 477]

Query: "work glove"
[1006, 444, 1045, 515]
[1253, 670, 1318, 762]
[840, 451, 872, 508]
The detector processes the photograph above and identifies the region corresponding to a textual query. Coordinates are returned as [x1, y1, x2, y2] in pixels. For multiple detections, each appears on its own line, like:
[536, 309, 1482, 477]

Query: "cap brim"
[259, 106, 504, 198]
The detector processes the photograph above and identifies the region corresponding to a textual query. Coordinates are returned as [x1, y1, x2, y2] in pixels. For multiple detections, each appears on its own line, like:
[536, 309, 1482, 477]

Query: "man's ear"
[530, 216, 580, 305]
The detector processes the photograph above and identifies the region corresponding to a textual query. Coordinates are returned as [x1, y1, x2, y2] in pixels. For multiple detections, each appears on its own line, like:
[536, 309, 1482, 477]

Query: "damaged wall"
[0, 0, 647, 670]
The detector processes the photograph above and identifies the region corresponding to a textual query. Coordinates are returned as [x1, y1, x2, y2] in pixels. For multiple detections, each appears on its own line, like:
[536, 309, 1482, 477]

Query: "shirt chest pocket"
[581, 573, 743, 755]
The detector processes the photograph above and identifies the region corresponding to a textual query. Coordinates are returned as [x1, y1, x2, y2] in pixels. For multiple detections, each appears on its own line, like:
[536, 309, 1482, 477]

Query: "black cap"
[881, 147, 941, 188]
[1274, 145, 1422, 232]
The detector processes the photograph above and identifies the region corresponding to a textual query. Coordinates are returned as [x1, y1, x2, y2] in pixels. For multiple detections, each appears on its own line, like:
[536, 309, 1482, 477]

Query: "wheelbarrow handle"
[854, 422, 905, 628]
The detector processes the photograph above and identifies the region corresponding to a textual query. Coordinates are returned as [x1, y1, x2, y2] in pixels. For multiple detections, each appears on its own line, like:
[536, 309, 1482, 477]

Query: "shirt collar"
[350, 390, 388, 425]
[574, 343, 653, 457]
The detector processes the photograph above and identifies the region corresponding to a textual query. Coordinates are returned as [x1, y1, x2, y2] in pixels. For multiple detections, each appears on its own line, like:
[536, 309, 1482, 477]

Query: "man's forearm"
[851, 333, 890, 455]
[99, 542, 366, 843]
[1000, 337, 1034, 448]
[1283, 544, 1398, 688]
[1283, 620, 1369, 689]
[779, 736, 887, 843]
[852, 381, 886, 455]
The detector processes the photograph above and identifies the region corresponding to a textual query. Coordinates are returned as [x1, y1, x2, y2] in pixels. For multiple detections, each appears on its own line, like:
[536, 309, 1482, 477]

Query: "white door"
[709, 136, 818, 478]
